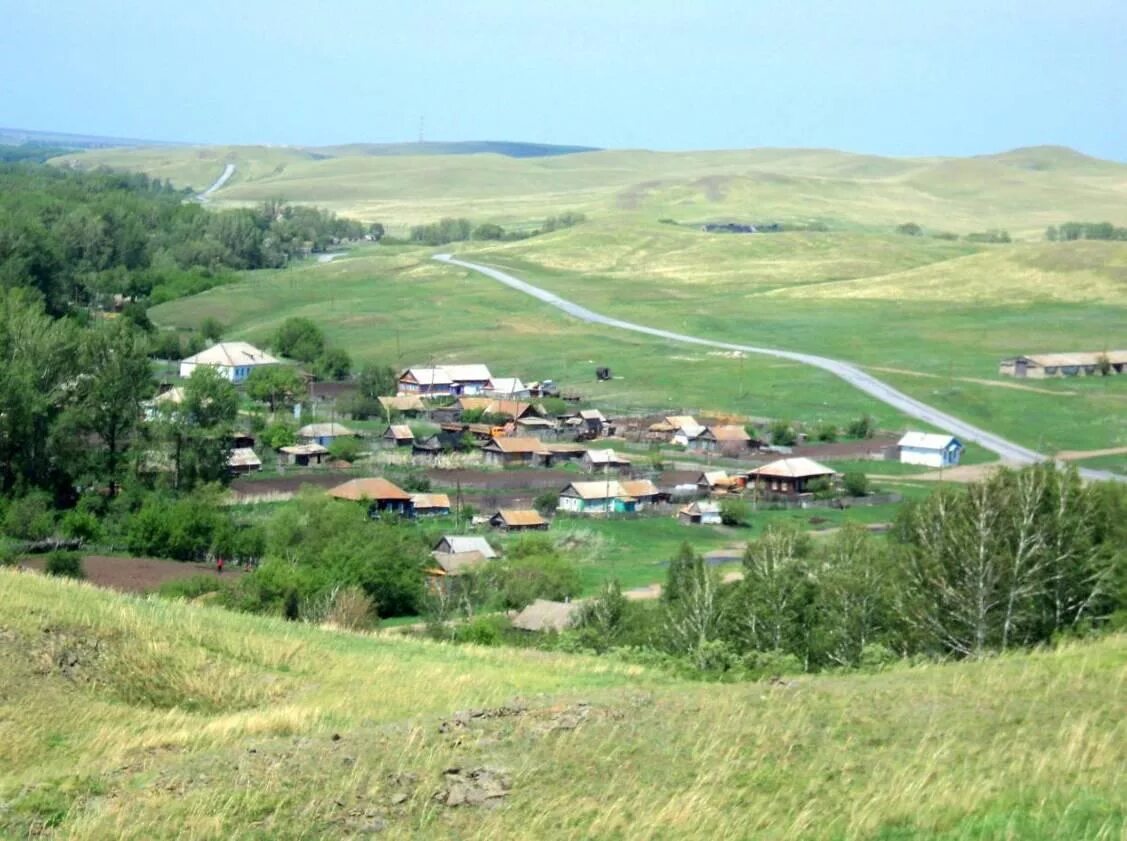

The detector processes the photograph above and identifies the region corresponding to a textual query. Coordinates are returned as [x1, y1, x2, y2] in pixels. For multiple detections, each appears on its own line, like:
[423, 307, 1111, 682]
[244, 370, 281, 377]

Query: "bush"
[327, 436, 365, 463]
[895, 222, 922, 236]
[273, 317, 325, 363]
[45, 551, 84, 579]
[770, 420, 797, 447]
[61, 510, 101, 544]
[314, 348, 351, 381]
[533, 491, 559, 516]
[199, 317, 224, 342]
[158, 575, 224, 600]
[720, 498, 751, 527]
[845, 415, 874, 439]
[323, 586, 378, 630]
[4, 492, 55, 542]
[842, 472, 870, 497]
[455, 615, 507, 646]
[815, 422, 838, 443]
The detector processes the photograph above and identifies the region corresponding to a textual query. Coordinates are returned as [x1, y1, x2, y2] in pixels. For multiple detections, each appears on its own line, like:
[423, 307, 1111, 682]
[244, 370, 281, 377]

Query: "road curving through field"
[434, 254, 1125, 483]
[197, 163, 235, 200]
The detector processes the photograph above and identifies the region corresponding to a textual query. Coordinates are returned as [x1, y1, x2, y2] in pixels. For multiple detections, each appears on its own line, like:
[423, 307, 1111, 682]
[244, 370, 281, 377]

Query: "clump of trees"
[569, 464, 1126, 678]
[965, 229, 1011, 243]
[409, 212, 586, 246]
[0, 164, 371, 316]
[269, 317, 351, 382]
[1046, 222, 1127, 242]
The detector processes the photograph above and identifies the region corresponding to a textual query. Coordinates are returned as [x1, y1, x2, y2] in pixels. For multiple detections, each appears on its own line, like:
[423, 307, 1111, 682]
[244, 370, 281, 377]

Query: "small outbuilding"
[433, 535, 498, 559]
[582, 448, 632, 473]
[227, 447, 262, 475]
[383, 425, 415, 448]
[898, 432, 964, 468]
[488, 509, 548, 531]
[277, 442, 330, 466]
[678, 501, 722, 526]
[298, 422, 359, 447]
[411, 493, 452, 517]
[511, 599, 583, 633]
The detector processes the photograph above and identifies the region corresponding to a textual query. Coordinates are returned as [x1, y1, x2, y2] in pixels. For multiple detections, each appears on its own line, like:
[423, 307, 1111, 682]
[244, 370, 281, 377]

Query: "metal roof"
[1009, 350, 1127, 367]
[411, 493, 451, 509]
[491, 509, 547, 527]
[435, 536, 498, 559]
[182, 341, 278, 367]
[748, 457, 836, 479]
[898, 432, 961, 450]
[585, 448, 631, 464]
[327, 477, 411, 501]
[298, 422, 357, 438]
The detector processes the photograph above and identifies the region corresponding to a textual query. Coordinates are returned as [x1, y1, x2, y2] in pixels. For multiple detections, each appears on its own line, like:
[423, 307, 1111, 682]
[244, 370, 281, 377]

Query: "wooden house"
[298, 422, 359, 447]
[488, 509, 548, 531]
[277, 443, 330, 466]
[433, 535, 498, 559]
[481, 437, 543, 467]
[898, 432, 964, 468]
[557, 481, 638, 515]
[411, 493, 451, 517]
[582, 448, 632, 474]
[678, 501, 722, 526]
[746, 458, 836, 496]
[227, 447, 262, 476]
[382, 425, 415, 448]
[326, 477, 414, 518]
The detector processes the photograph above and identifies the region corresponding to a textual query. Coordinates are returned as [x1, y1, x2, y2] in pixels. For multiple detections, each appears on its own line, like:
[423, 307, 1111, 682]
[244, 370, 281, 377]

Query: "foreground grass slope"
[55, 144, 1127, 235]
[2, 571, 1124, 839]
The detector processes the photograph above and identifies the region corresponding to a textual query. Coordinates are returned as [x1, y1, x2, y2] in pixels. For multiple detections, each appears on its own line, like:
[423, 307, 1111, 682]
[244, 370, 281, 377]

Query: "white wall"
[901, 446, 950, 468]
[558, 496, 584, 513]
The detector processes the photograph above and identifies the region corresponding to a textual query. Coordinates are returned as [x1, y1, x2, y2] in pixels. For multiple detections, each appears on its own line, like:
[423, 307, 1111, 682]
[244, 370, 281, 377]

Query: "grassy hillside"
[149, 247, 910, 428]
[54, 144, 1127, 235]
[2, 570, 1124, 839]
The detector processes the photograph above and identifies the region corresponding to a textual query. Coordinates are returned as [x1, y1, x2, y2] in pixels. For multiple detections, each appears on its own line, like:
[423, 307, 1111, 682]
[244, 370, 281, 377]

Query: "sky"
[2, 0, 1125, 159]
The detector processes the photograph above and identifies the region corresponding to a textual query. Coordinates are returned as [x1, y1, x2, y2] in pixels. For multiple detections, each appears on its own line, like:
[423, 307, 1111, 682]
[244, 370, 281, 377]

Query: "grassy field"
[55, 143, 1127, 237]
[150, 247, 913, 429]
[3, 570, 1124, 839]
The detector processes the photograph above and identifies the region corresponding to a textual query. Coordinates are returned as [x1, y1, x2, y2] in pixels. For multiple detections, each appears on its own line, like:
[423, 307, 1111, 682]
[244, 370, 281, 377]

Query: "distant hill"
[0, 125, 183, 150]
[313, 140, 600, 158]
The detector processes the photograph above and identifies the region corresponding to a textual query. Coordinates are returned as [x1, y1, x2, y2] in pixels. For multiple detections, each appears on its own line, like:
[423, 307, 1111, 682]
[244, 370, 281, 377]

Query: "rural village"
[140, 338, 980, 629]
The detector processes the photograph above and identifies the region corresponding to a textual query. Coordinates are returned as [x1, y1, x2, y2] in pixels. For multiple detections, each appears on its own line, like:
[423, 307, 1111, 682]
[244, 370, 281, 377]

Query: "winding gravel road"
[434, 254, 1124, 483]
[197, 163, 235, 200]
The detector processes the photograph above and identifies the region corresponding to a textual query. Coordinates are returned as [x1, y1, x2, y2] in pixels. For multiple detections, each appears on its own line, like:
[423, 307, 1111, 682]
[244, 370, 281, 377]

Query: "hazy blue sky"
[2, 0, 1124, 158]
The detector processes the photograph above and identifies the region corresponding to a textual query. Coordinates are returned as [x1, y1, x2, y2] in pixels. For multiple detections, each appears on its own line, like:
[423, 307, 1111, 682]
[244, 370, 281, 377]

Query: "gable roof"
[153, 386, 185, 405]
[227, 447, 261, 468]
[400, 367, 452, 386]
[443, 364, 493, 382]
[698, 470, 732, 486]
[327, 477, 411, 502]
[585, 448, 631, 465]
[491, 509, 547, 527]
[511, 599, 583, 632]
[680, 500, 721, 516]
[455, 396, 494, 411]
[710, 424, 751, 442]
[279, 443, 329, 455]
[1007, 350, 1127, 367]
[562, 480, 634, 500]
[430, 550, 488, 575]
[378, 395, 425, 412]
[487, 377, 526, 394]
[898, 432, 962, 450]
[664, 415, 700, 431]
[620, 479, 660, 498]
[411, 492, 451, 509]
[385, 425, 415, 440]
[578, 409, 606, 422]
[298, 422, 357, 438]
[482, 436, 543, 454]
[435, 535, 498, 559]
[182, 342, 278, 368]
[748, 457, 836, 479]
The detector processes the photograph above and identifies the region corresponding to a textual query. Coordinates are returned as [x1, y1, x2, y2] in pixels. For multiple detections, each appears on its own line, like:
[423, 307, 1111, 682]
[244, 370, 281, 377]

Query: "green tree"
[199, 317, 224, 342]
[70, 320, 153, 495]
[273, 317, 325, 362]
[45, 551, 84, 579]
[315, 348, 352, 381]
[245, 364, 305, 413]
[842, 472, 870, 497]
[720, 497, 750, 527]
[770, 420, 797, 447]
[165, 367, 239, 489]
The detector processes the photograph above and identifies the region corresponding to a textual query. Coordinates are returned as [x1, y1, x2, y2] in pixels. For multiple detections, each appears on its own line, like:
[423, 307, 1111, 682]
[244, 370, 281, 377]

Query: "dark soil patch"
[24, 555, 215, 594]
[230, 472, 353, 500]
[424, 468, 574, 490]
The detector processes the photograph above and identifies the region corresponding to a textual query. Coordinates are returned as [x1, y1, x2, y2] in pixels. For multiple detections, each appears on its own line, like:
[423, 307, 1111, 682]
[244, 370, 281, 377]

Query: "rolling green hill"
[53, 143, 1127, 235]
[2, 569, 1124, 840]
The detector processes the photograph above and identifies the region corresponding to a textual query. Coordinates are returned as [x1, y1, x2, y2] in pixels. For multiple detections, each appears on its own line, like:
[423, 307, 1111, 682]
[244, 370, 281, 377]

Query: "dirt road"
[435, 255, 1124, 484]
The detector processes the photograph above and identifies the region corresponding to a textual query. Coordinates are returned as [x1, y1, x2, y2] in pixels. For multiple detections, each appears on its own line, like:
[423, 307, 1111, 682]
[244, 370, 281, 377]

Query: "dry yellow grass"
[2, 570, 1125, 839]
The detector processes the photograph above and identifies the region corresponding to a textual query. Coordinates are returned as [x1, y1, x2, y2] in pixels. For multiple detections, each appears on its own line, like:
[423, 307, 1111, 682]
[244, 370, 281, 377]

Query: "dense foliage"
[0, 164, 367, 315]
[1046, 221, 1127, 241]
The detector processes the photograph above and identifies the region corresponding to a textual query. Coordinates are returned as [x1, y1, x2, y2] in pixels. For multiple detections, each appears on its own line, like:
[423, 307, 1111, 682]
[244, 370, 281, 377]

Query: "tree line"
[0, 163, 377, 317]
[407, 212, 586, 246]
[1045, 222, 1127, 241]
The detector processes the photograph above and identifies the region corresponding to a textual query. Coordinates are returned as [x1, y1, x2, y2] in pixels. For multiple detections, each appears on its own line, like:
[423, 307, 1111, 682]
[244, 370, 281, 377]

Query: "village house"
[382, 425, 415, 448]
[999, 350, 1127, 379]
[557, 481, 639, 515]
[481, 437, 543, 467]
[298, 422, 359, 447]
[433, 535, 498, 559]
[397, 364, 494, 396]
[484, 377, 529, 398]
[427, 550, 489, 594]
[661, 416, 716, 450]
[277, 443, 329, 467]
[511, 599, 584, 632]
[411, 434, 443, 458]
[582, 448, 632, 474]
[620, 479, 662, 507]
[570, 409, 610, 438]
[411, 493, 451, 517]
[514, 416, 559, 439]
[227, 447, 262, 476]
[326, 477, 414, 518]
[746, 457, 837, 496]
[179, 342, 279, 384]
[536, 442, 588, 467]
[678, 500, 722, 526]
[709, 424, 754, 454]
[488, 509, 548, 531]
[898, 432, 964, 468]
[697, 470, 740, 495]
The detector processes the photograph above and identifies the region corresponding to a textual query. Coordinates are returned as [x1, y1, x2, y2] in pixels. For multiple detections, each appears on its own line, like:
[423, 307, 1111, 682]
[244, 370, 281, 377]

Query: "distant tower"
[418, 115, 425, 145]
